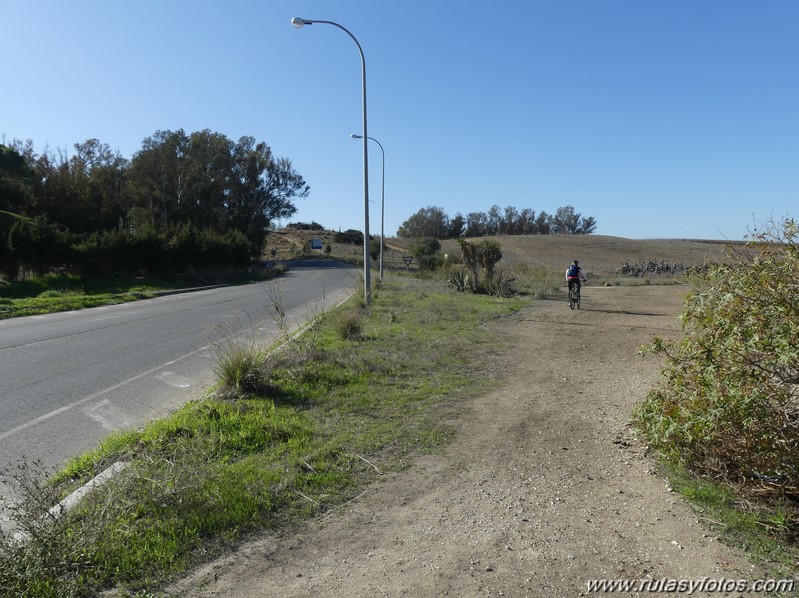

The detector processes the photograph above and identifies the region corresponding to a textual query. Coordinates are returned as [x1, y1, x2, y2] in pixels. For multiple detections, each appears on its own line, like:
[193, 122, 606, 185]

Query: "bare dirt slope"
[168, 284, 770, 597]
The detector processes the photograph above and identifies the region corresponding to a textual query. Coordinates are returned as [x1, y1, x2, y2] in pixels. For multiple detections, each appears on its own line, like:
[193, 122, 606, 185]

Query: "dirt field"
[167, 283, 774, 597]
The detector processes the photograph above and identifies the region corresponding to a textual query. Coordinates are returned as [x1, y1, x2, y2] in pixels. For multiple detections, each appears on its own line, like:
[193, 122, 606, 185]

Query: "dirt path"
[167, 285, 771, 597]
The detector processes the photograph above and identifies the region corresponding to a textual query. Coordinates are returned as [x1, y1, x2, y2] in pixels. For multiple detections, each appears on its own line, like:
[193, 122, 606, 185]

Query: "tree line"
[396, 205, 597, 239]
[0, 130, 309, 279]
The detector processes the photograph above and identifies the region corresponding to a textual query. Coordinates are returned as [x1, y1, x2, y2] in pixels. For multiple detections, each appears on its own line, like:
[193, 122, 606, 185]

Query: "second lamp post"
[351, 134, 384, 280]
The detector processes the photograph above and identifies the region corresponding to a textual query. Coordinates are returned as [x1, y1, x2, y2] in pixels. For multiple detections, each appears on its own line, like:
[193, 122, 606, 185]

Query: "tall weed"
[207, 312, 268, 396]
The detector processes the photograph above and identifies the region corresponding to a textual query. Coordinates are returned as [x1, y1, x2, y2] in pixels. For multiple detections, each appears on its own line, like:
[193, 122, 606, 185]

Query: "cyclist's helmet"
[573, 260, 579, 265]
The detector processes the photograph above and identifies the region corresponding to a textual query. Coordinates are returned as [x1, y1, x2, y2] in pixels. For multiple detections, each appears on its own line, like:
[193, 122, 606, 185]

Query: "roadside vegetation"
[8, 223, 789, 594]
[1, 134, 308, 285]
[633, 217, 799, 575]
[0, 266, 286, 320]
[0, 274, 527, 596]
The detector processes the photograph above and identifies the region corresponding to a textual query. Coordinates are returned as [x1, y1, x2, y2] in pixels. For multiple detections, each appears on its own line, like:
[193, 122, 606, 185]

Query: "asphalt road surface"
[0, 261, 355, 474]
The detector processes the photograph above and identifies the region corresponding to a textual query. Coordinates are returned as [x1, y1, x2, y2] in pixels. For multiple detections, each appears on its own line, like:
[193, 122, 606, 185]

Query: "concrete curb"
[49, 462, 128, 516]
[150, 284, 229, 297]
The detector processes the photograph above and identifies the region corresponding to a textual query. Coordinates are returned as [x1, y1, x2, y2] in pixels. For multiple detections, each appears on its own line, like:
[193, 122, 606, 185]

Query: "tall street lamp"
[351, 133, 384, 280]
[291, 17, 371, 306]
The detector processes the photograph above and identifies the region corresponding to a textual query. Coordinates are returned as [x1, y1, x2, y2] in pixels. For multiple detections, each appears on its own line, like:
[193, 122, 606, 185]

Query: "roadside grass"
[0, 288, 156, 319]
[656, 462, 799, 578]
[0, 276, 526, 596]
[0, 267, 286, 320]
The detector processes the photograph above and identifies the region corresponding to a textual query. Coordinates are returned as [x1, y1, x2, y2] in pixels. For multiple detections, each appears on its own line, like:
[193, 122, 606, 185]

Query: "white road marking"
[85, 399, 132, 432]
[154, 371, 192, 389]
[0, 348, 200, 442]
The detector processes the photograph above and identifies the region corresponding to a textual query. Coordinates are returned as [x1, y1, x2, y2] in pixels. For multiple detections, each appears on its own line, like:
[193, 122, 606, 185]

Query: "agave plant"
[448, 269, 469, 292]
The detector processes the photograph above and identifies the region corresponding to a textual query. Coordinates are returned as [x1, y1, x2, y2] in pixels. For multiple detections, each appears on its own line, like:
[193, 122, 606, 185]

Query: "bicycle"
[568, 282, 581, 310]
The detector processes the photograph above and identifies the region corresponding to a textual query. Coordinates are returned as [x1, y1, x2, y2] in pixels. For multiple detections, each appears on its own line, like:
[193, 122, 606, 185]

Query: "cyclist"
[565, 260, 587, 301]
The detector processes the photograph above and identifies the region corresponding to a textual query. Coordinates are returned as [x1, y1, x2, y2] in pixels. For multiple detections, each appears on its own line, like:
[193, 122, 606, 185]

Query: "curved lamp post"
[351, 133, 384, 280]
[291, 17, 371, 305]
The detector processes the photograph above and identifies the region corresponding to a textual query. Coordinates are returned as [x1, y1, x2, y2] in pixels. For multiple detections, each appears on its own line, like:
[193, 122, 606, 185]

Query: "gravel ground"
[167, 285, 776, 597]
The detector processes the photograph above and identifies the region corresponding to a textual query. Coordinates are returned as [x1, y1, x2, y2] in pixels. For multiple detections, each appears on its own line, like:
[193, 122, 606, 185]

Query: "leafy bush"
[369, 237, 382, 262]
[74, 225, 254, 276]
[6, 215, 75, 276]
[634, 218, 799, 498]
[333, 229, 364, 245]
[411, 237, 442, 271]
[287, 221, 325, 231]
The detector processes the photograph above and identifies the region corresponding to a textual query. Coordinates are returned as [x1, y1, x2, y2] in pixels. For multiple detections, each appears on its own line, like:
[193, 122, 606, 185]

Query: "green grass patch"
[654, 462, 799, 577]
[0, 289, 156, 319]
[0, 267, 286, 320]
[1, 276, 526, 596]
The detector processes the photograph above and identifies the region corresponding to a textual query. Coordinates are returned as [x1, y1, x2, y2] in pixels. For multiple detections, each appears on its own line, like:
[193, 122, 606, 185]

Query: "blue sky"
[2, 0, 797, 240]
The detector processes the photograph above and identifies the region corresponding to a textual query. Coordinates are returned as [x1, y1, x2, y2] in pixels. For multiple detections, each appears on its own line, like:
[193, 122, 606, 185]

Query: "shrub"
[335, 309, 364, 340]
[509, 265, 560, 299]
[448, 269, 469, 293]
[207, 316, 269, 396]
[333, 229, 364, 245]
[456, 238, 506, 294]
[73, 226, 255, 276]
[633, 218, 799, 498]
[480, 270, 515, 298]
[411, 237, 442, 271]
[0, 460, 102, 597]
[7, 215, 75, 276]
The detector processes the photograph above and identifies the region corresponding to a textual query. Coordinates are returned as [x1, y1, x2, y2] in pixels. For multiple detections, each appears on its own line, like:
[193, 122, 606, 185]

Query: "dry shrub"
[634, 218, 799, 499]
[336, 309, 364, 340]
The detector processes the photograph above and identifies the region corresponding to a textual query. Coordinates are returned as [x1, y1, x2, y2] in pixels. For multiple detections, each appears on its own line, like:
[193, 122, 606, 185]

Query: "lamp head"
[350, 134, 362, 139]
[291, 17, 309, 28]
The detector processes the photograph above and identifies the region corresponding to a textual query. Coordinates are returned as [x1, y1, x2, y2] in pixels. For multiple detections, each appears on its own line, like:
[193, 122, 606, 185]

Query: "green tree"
[448, 212, 466, 238]
[397, 206, 449, 238]
[464, 211, 489, 237]
[0, 144, 35, 214]
[534, 210, 551, 234]
[69, 139, 130, 233]
[411, 237, 442, 270]
[549, 205, 597, 234]
[127, 130, 307, 247]
[486, 205, 502, 236]
[501, 205, 519, 235]
[7, 215, 74, 276]
[126, 129, 190, 229]
[577, 215, 597, 235]
[517, 208, 536, 234]
[551, 205, 580, 234]
[1, 145, 36, 278]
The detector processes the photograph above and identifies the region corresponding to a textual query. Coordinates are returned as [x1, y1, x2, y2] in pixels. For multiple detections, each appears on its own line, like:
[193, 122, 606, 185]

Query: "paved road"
[0, 261, 355, 473]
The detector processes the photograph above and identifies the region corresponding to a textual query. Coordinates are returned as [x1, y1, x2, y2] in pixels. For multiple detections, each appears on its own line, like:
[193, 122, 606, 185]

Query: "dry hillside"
[438, 234, 738, 275]
[266, 229, 738, 276]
